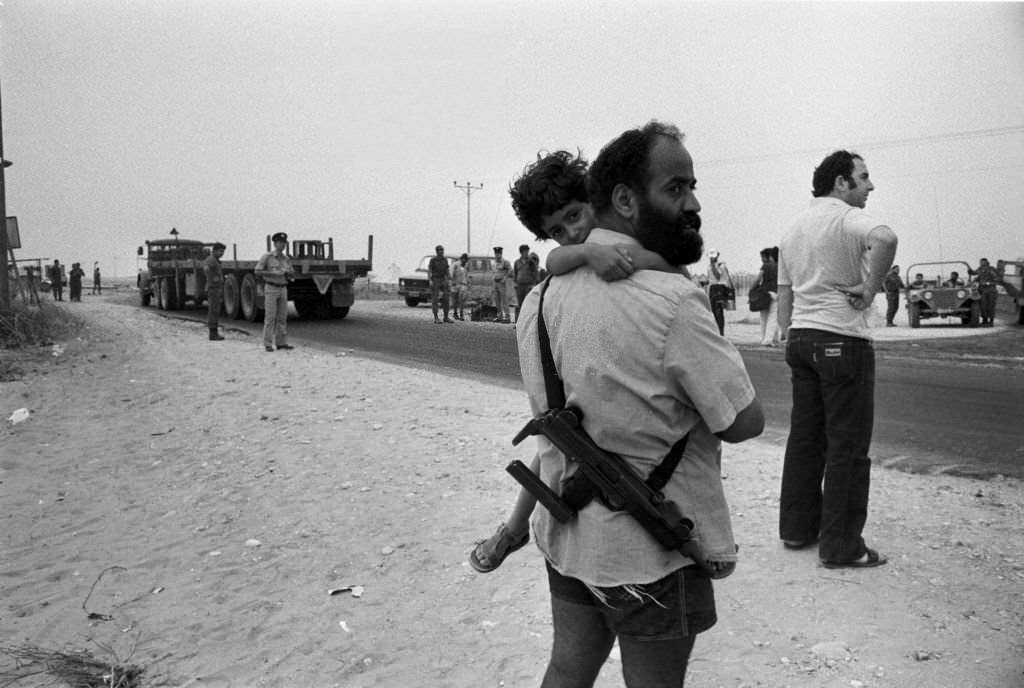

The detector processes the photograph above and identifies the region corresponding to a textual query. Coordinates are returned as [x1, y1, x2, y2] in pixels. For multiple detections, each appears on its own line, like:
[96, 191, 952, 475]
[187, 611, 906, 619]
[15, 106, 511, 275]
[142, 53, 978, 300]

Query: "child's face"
[539, 201, 595, 246]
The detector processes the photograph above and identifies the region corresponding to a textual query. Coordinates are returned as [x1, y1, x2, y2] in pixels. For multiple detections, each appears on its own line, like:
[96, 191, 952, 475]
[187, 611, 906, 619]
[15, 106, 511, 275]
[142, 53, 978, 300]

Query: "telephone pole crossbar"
[453, 181, 483, 255]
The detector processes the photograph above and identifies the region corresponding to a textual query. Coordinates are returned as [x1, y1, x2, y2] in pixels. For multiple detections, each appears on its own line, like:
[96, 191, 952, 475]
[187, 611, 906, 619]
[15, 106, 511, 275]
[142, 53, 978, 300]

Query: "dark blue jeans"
[780, 329, 875, 562]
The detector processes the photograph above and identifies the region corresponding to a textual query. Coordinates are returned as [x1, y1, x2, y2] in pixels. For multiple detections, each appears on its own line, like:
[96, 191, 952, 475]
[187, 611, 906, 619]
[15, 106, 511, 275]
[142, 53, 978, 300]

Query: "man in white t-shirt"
[777, 150, 898, 570]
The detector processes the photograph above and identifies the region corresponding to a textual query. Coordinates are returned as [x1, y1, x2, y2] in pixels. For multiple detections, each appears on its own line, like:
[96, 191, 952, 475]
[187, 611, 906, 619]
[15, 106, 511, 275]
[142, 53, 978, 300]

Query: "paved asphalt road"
[173, 300, 1023, 480]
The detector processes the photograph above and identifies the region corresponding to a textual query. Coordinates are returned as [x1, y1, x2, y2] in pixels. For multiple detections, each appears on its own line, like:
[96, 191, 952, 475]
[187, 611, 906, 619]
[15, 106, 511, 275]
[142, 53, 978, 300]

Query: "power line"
[701, 125, 1024, 169]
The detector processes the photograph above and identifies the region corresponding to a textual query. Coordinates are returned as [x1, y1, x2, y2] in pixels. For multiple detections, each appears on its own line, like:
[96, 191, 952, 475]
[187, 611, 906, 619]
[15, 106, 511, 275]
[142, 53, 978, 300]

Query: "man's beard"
[634, 197, 704, 266]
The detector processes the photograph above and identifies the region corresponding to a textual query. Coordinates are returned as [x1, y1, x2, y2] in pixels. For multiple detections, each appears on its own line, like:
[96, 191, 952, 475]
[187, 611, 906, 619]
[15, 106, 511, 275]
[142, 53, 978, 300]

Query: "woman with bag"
[750, 247, 779, 346]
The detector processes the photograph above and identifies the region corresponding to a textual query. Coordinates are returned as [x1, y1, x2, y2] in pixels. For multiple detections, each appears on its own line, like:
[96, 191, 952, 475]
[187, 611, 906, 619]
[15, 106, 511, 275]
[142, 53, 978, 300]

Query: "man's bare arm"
[777, 284, 793, 339]
[715, 396, 765, 444]
[837, 225, 898, 309]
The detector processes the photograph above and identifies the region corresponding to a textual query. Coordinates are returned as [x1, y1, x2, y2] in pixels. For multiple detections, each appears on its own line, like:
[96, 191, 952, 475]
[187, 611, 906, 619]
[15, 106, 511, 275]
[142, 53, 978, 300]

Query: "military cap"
[271, 232, 288, 243]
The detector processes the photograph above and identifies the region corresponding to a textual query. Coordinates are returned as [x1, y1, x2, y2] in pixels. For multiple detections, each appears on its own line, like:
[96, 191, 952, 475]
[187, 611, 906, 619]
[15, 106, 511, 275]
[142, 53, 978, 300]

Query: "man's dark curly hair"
[811, 150, 862, 198]
[509, 150, 589, 241]
[586, 121, 684, 215]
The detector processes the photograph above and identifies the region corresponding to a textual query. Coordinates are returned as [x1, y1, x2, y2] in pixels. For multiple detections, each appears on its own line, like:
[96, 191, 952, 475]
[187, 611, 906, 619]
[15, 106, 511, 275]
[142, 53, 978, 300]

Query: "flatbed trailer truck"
[137, 234, 373, 321]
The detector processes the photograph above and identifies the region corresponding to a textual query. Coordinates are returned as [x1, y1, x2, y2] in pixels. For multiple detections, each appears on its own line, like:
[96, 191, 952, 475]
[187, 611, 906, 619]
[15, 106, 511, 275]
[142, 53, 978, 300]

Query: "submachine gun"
[506, 277, 714, 576]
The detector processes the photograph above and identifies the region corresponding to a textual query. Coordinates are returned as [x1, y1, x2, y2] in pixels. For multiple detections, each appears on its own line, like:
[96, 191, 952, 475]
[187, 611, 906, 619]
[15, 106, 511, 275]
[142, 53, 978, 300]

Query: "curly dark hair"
[586, 121, 684, 215]
[811, 150, 862, 197]
[509, 150, 589, 240]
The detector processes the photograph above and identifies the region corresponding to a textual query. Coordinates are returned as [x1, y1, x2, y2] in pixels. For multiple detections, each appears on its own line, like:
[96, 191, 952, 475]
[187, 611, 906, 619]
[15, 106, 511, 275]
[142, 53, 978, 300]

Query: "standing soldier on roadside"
[255, 232, 295, 351]
[512, 243, 540, 324]
[92, 262, 102, 295]
[428, 244, 453, 324]
[451, 253, 470, 321]
[205, 243, 226, 341]
[968, 257, 1000, 327]
[49, 259, 64, 301]
[882, 264, 904, 327]
[491, 246, 513, 323]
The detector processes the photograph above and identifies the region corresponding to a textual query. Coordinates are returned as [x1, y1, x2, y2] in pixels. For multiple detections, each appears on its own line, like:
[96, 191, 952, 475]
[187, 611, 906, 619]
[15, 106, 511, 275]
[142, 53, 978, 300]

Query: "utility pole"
[0, 78, 11, 311]
[453, 181, 483, 255]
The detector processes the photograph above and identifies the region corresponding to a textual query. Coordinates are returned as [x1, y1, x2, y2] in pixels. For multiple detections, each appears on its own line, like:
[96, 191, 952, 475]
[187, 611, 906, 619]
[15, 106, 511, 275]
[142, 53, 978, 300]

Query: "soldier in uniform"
[882, 264, 904, 326]
[451, 253, 470, 321]
[491, 246, 513, 323]
[49, 259, 64, 301]
[255, 232, 295, 351]
[969, 258, 1001, 326]
[205, 243, 226, 341]
[428, 244, 453, 324]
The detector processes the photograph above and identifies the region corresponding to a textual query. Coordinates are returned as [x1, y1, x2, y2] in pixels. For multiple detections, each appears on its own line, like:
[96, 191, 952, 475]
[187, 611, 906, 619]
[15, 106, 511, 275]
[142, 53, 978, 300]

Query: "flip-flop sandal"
[469, 523, 529, 573]
[822, 547, 887, 569]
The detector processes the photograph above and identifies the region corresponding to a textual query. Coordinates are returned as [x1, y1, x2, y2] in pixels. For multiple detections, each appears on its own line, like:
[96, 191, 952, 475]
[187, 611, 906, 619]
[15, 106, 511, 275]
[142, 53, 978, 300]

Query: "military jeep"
[905, 261, 981, 328]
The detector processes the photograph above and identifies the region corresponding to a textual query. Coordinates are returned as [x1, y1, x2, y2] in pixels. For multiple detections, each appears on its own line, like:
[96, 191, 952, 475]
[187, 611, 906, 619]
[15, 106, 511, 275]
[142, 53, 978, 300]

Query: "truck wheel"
[154, 278, 164, 310]
[222, 275, 241, 320]
[404, 297, 420, 307]
[295, 300, 316, 320]
[167, 277, 180, 310]
[331, 306, 350, 320]
[968, 301, 980, 327]
[240, 274, 262, 322]
[908, 302, 921, 328]
[140, 285, 151, 307]
[314, 295, 332, 320]
[158, 277, 179, 311]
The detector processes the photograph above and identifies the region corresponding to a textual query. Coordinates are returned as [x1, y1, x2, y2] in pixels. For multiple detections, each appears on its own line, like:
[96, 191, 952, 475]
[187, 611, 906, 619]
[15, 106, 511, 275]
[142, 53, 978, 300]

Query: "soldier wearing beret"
[255, 232, 295, 351]
[204, 243, 226, 341]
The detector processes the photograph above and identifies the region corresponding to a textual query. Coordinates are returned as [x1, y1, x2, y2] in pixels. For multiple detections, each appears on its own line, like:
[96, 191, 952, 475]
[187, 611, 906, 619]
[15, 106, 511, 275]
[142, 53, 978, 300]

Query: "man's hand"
[837, 283, 877, 310]
[587, 244, 636, 282]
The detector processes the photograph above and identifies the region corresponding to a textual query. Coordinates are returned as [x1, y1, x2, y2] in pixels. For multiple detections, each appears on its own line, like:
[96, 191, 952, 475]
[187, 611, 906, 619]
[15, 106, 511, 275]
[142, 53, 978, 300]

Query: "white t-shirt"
[778, 197, 886, 339]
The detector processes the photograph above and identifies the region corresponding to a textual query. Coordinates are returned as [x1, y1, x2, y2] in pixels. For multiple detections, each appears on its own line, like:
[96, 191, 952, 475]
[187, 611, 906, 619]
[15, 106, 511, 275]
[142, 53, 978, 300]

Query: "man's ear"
[611, 183, 638, 220]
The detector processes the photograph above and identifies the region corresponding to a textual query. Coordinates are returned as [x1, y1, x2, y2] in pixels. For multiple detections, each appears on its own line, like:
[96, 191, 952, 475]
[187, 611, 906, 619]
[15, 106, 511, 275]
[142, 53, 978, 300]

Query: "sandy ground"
[1, 296, 1022, 688]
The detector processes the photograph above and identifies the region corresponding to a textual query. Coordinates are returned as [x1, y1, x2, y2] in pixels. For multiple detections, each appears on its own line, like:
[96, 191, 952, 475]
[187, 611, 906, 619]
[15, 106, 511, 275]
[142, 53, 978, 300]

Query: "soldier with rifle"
[514, 121, 763, 688]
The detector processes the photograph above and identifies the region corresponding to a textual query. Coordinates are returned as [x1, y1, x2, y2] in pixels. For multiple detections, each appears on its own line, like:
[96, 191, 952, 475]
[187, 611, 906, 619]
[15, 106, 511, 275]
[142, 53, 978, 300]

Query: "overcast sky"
[2, 1, 1022, 281]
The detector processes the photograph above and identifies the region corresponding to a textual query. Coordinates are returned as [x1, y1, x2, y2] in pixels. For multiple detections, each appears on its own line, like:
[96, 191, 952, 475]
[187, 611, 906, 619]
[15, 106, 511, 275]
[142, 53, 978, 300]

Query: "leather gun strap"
[646, 435, 688, 491]
[536, 277, 566, 410]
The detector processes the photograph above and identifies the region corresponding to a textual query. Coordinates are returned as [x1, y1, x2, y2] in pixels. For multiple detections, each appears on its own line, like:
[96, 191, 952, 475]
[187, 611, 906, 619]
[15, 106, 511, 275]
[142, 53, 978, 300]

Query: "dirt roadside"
[1, 298, 1022, 688]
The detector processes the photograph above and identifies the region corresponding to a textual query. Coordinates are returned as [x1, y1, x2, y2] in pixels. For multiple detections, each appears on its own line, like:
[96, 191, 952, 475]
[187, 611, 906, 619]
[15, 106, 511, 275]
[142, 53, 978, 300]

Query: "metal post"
[0, 79, 11, 310]
[453, 181, 483, 255]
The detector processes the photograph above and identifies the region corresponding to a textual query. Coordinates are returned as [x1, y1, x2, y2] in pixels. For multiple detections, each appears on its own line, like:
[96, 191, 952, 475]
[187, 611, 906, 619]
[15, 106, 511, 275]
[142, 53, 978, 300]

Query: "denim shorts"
[546, 562, 717, 640]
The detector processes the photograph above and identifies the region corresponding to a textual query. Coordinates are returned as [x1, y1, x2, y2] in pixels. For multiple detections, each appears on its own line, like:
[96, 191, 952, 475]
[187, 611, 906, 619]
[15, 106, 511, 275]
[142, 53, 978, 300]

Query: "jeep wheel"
[240, 274, 263, 322]
[223, 274, 241, 320]
[968, 302, 980, 327]
[404, 297, 420, 307]
[908, 302, 921, 328]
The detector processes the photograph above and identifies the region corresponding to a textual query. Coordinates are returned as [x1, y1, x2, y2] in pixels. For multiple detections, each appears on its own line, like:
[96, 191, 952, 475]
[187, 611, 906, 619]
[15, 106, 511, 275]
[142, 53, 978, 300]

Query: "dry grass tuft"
[0, 644, 144, 688]
[0, 302, 80, 350]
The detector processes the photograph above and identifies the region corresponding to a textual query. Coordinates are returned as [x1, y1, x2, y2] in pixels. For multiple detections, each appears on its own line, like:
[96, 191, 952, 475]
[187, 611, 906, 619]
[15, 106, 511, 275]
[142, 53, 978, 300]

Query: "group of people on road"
[422, 243, 542, 324]
[40, 259, 101, 303]
[460, 121, 902, 687]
